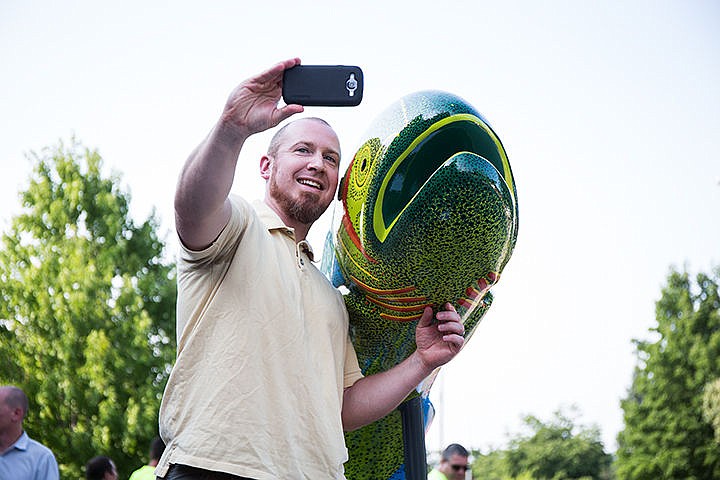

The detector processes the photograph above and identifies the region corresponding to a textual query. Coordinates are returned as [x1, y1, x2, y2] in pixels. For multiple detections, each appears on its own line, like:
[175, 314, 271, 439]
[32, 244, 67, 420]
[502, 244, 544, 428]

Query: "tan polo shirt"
[157, 196, 363, 480]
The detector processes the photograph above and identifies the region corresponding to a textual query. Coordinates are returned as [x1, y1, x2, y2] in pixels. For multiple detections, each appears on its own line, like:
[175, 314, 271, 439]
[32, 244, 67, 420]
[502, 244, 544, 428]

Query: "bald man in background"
[0, 385, 59, 480]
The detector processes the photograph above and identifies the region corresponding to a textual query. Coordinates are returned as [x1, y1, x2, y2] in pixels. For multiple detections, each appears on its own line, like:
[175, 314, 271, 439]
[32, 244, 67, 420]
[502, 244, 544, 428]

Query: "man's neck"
[263, 198, 311, 242]
[0, 427, 23, 453]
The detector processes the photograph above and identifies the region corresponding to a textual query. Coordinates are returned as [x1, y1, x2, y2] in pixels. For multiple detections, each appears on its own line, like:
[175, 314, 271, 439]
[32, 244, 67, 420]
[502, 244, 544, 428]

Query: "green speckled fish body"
[322, 91, 518, 480]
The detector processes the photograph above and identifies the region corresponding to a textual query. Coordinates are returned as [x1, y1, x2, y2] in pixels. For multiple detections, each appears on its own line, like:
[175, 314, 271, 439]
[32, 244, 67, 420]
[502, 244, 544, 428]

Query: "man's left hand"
[415, 303, 465, 370]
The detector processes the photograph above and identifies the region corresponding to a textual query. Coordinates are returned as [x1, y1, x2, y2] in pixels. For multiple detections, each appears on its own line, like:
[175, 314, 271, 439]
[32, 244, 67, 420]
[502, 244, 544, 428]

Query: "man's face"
[0, 390, 21, 433]
[0, 393, 10, 431]
[262, 119, 341, 226]
[106, 460, 118, 480]
[439, 453, 470, 480]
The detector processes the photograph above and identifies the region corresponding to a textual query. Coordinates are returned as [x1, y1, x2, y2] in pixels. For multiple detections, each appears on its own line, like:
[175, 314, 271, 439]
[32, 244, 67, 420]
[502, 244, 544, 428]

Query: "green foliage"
[702, 378, 720, 443]
[616, 267, 720, 479]
[471, 448, 513, 479]
[508, 409, 612, 480]
[0, 140, 176, 479]
[471, 408, 613, 480]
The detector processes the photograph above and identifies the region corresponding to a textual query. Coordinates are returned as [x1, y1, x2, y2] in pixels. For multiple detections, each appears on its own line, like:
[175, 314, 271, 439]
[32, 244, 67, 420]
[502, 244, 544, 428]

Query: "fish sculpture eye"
[352, 141, 377, 188]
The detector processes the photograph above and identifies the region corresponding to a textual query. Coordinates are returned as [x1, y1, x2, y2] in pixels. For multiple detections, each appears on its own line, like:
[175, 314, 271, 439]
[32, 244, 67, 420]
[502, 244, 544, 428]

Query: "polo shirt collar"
[253, 200, 288, 232]
[252, 200, 316, 261]
[11, 431, 29, 451]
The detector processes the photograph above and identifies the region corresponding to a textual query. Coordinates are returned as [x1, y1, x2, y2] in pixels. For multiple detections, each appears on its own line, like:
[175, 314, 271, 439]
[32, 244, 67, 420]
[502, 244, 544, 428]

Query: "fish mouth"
[373, 114, 513, 242]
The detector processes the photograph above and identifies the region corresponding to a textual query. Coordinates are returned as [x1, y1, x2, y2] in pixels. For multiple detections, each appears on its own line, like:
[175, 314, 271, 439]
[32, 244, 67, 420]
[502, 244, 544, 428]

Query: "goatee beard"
[269, 175, 326, 225]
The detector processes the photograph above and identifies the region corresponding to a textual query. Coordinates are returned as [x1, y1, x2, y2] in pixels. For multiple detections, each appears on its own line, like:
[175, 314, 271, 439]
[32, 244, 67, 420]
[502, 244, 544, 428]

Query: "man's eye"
[297, 147, 310, 153]
[325, 155, 338, 165]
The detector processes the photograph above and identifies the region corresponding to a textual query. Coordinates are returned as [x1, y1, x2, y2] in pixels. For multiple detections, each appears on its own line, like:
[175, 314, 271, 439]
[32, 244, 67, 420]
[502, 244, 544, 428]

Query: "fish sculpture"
[321, 90, 519, 480]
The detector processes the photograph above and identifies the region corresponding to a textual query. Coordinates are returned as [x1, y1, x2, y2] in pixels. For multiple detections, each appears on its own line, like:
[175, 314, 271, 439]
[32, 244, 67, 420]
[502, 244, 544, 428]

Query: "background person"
[428, 443, 471, 480]
[85, 455, 118, 480]
[0, 385, 59, 480]
[129, 436, 165, 480]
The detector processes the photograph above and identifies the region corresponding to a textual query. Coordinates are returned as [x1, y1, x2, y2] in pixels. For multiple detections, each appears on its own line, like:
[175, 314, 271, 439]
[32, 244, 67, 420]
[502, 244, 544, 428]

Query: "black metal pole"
[398, 397, 427, 480]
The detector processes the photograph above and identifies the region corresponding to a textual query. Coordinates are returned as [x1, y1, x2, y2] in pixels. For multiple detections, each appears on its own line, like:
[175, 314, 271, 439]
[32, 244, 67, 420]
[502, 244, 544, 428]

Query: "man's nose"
[307, 153, 325, 170]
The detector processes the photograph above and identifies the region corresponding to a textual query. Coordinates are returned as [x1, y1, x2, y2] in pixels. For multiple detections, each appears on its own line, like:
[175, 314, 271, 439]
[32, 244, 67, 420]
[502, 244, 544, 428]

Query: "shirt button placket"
[296, 242, 305, 269]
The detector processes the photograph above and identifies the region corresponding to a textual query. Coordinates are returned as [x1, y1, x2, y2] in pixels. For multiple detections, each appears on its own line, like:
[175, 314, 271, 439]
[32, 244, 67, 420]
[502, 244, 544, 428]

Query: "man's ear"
[10, 406, 25, 423]
[260, 155, 272, 180]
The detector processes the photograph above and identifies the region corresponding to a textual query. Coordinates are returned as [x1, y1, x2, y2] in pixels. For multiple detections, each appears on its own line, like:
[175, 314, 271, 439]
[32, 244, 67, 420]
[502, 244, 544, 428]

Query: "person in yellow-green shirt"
[129, 436, 165, 480]
[428, 444, 471, 480]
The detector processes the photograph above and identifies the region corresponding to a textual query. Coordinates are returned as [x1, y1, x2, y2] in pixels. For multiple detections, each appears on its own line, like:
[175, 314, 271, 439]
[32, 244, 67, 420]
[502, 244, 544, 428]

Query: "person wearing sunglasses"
[428, 443, 471, 480]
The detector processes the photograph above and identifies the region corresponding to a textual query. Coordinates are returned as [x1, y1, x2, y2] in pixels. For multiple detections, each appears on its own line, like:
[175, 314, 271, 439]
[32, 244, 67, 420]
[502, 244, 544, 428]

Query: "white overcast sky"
[2, 0, 719, 454]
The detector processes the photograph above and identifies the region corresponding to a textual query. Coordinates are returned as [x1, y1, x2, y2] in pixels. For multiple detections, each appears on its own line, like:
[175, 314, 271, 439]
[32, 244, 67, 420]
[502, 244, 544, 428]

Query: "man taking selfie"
[156, 58, 466, 479]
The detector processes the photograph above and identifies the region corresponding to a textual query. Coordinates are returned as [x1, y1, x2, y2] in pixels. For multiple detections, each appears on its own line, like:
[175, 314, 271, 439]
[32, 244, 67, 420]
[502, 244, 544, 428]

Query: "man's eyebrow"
[289, 140, 314, 150]
[292, 141, 340, 158]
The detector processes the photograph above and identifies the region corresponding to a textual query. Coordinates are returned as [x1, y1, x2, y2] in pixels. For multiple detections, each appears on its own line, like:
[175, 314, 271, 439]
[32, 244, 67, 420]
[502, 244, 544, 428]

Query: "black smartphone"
[282, 65, 363, 107]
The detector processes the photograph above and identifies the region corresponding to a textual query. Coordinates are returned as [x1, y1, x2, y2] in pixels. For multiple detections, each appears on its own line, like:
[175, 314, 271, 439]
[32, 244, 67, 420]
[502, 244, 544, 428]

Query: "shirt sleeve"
[34, 450, 59, 480]
[178, 195, 250, 267]
[343, 335, 364, 388]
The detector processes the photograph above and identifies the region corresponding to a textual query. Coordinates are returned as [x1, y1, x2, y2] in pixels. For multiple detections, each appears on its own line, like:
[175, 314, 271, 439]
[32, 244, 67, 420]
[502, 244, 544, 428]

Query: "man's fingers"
[255, 57, 301, 84]
[435, 303, 465, 338]
[442, 333, 465, 349]
[417, 306, 434, 328]
[273, 104, 304, 124]
[437, 318, 464, 335]
[436, 305, 461, 322]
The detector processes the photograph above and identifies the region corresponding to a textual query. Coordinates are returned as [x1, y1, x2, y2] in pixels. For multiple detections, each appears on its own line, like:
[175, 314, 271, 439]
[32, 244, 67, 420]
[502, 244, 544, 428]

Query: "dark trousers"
[161, 464, 255, 480]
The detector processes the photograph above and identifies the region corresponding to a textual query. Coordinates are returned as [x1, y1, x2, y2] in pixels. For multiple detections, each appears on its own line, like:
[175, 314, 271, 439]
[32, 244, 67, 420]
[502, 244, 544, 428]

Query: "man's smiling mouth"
[298, 178, 323, 190]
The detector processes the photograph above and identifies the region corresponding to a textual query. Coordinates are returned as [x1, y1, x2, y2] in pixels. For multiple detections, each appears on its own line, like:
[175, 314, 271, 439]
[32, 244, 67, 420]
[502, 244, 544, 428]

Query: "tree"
[471, 408, 613, 480]
[506, 409, 613, 480]
[0, 140, 176, 479]
[616, 267, 720, 479]
[471, 448, 513, 480]
[702, 378, 720, 443]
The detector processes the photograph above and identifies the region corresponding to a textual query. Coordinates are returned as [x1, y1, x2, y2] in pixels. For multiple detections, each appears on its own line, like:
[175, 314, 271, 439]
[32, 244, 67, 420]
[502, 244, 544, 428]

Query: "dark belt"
[161, 464, 255, 480]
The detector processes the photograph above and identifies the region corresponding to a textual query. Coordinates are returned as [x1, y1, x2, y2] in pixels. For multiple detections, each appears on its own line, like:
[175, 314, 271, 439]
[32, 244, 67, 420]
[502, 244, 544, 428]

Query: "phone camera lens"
[346, 73, 358, 97]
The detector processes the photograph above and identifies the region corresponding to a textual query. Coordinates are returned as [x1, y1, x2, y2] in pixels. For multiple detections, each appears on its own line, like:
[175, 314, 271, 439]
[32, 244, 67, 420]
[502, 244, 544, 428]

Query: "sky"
[1, 0, 719, 455]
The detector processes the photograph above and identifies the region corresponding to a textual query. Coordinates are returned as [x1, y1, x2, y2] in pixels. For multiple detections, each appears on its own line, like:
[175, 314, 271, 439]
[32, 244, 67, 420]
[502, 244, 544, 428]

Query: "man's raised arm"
[174, 58, 304, 250]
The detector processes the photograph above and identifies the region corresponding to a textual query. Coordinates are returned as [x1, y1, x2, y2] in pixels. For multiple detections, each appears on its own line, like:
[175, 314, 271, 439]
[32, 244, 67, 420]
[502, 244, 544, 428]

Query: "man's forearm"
[341, 304, 465, 432]
[174, 121, 248, 249]
[341, 351, 433, 432]
[176, 120, 247, 216]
